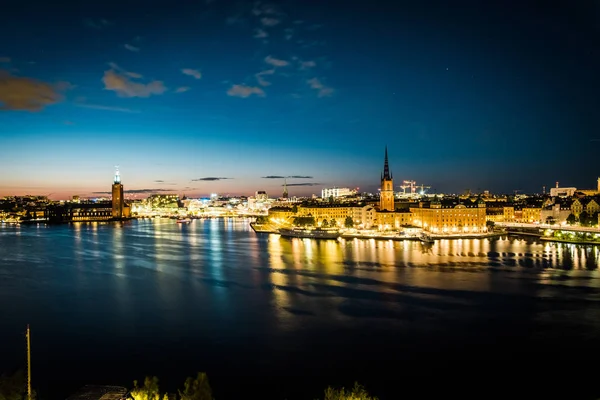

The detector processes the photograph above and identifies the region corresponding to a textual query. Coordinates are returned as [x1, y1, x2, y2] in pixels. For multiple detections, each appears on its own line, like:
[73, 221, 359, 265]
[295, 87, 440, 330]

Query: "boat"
[176, 218, 192, 224]
[278, 227, 341, 239]
[419, 233, 435, 243]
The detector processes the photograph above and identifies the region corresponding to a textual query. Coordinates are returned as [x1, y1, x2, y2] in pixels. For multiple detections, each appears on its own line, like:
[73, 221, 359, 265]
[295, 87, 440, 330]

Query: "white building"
[550, 185, 577, 198]
[321, 187, 356, 199]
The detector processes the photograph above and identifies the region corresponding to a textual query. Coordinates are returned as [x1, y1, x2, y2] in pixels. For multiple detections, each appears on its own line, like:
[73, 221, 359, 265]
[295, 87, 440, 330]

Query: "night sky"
[1, 0, 599, 199]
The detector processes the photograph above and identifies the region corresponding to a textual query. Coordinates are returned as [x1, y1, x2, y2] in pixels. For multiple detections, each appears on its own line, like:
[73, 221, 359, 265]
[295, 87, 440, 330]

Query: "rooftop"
[66, 385, 128, 400]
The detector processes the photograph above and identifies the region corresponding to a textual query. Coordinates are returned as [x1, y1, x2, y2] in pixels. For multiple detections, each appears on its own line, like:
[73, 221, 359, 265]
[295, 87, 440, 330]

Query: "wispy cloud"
[192, 177, 232, 181]
[262, 175, 313, 179]
[0, 57, 10, 63]
[252, 3, 281, 16]
[175, 86, 190, 93]
[307, 77, 334, 98]
[92, 188, 174, 194]
[261, 17, 280, 27]
[182, 68, 202, 79]
[265, 55, 289, 67]
[84, 18, 112, 29]
[103, 63, 166, 98]
[154, 180, 165, 183]
[227, 84, 265, 98]
[284, 183, 321, 187]
[300, 60, 316, 69]
[75, 103, 140, 113]
[255, 69, 275, 86]
[253, 29, 268, 39]
[284, 28, 293, 41]
[63, 120, 75, 125]
[124, 44, 140, 52]
[0, 71, 70, 112]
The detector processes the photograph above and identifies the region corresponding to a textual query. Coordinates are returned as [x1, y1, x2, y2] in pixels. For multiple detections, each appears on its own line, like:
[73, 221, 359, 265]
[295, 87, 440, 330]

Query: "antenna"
[26, 324, 31, 400]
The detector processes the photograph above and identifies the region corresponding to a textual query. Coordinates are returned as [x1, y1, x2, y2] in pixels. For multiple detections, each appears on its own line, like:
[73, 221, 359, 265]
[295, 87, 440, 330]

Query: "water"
[1, 219, 600, 399]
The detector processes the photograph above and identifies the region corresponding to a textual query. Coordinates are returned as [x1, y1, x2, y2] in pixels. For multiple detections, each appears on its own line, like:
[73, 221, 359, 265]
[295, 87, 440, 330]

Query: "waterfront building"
[111, 167, 124, 218]
[268, 206, 296, 223]
[352, 205, 376, 229]
[522, 207, 542, 223]
[410, 197, 487, 233]
[298, 204, 353, 227]
[45, 202, 114, 222]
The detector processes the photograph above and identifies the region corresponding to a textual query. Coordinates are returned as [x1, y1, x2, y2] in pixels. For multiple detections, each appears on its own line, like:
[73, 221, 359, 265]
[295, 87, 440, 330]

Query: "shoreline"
[540, 236, 600, 246]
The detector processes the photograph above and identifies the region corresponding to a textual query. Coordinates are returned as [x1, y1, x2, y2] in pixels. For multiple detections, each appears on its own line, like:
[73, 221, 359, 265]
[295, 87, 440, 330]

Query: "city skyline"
[1, 0, 599, 199]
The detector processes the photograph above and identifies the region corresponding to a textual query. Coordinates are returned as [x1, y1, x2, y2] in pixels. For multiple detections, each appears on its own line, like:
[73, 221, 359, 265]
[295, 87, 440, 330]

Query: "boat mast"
[26, 324, 32, 400]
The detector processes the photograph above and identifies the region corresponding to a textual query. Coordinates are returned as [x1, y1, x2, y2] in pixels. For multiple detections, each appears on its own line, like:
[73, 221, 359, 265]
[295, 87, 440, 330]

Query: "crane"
[403, 180, 416, 194]
[398, 184, 409, 195]
[417, 184, 431, 195]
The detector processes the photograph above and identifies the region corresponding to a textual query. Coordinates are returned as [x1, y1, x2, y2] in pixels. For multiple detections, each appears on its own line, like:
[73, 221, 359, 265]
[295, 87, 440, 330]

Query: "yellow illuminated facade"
[521, 207, 542, 223]
[298, 205, 352, 227]
[410, 199, 487, 233]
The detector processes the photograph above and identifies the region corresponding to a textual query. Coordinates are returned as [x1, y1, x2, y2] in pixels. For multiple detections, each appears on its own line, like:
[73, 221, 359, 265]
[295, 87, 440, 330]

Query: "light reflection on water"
[1, 219, 600, 399]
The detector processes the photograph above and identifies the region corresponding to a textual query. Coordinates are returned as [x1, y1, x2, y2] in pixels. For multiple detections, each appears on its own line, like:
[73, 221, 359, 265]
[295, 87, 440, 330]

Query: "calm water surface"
[1, 219, 600, 399]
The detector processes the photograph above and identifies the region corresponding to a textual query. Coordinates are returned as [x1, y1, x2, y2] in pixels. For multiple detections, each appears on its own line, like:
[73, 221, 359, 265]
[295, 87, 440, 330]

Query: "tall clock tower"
[112, 167, 124, 218]
[379, 147, 395, 211]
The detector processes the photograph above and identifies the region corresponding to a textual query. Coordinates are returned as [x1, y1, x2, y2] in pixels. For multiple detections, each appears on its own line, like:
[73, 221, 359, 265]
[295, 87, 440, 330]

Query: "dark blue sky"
[0, 0, 598, 198]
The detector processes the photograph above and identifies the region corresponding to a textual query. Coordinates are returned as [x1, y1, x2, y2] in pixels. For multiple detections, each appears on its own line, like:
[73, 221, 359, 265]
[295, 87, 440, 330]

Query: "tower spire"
[382, 146, 391, 180]
[114, 166, 121, 184]
[283, 178, 288, 199]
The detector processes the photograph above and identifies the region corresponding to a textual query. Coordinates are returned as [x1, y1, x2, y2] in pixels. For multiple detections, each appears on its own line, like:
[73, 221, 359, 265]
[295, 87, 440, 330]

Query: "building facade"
[321, 187, 356, 199]
[410, 198, 487, 233]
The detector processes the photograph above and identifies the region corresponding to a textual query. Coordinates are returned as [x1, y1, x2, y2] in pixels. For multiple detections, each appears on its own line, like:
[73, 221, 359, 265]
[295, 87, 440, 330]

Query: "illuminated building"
[299, 204, 352, 226]
[571, 198, 600, 218]
[321, 187, 356, 199]
[410, 197, 487, 233]
[522, 207, 542, 223]
[379, 146, 394, 211]
[549, 182, 577, 198]
[46, 203, 114, 222]
[255, 191, 268, 201]
[111, 167, 124, 218]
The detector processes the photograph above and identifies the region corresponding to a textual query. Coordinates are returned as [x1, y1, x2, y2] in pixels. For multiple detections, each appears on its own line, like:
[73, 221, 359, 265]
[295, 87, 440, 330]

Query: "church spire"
[382, 146, 391, 180]
[282, 178, 289, 198]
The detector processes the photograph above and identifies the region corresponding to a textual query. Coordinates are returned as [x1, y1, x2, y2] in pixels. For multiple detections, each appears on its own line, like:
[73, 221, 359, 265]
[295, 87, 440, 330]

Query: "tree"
[291, 205, 298, 214]
[322, 382, 378, 400]
[130, 376, 163, 400]
[485, 220, 495, 231]
[566, 213, 577, 225]
[545, 216, 556, 225]
[328, 195, 334, 204]
[344, 216, 354, 228]
[329, 218, 337, 227]
[293, 216, 315, 227]
[179, 372, 212, 400]
[579, 211, 593, 227]
[0, 370, 34, 400]
[321, 219, 329, 228]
